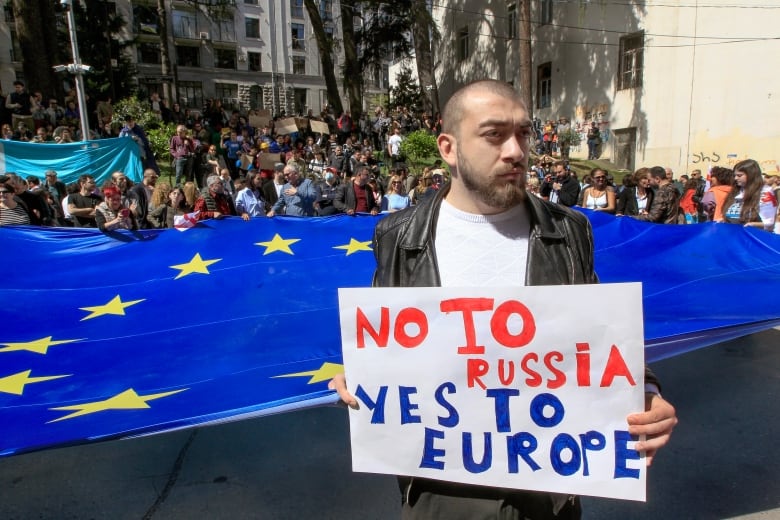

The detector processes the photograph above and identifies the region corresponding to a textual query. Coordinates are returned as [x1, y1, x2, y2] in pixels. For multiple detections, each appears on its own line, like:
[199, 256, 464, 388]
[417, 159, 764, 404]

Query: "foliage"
[146, 123, 178, 164]
[389, 64, 423, 112]
[556, 128, 582, 147]
[355, 1, 415, 75]
[111, 98, 162, 130]
[60, 0, 137, 101]
[400, 130, 438, 169]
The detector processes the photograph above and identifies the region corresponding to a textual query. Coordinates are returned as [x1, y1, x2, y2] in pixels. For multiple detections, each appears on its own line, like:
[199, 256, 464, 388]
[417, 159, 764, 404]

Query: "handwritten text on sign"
[338, 284, 646, 501]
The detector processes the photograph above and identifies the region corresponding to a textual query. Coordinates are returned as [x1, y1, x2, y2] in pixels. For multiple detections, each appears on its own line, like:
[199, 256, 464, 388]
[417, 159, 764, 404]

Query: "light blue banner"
[0, 137, 143, 185]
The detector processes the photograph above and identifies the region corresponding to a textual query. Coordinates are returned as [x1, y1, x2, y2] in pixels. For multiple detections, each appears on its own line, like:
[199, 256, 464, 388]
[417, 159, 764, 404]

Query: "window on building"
[177, 81, 203, 109]
[245, 17, 260, 39]
[216, 82, 239, 111]
[248, 51, 262, 72]
[214, 17, 236, 42]
[244, 0, 258, 4]
[291, 0, 304, 18]
[508, 2, 518, 40]
[292, 23, 305, 50]
[540, 0, 552, 26]
[138, 42, 161, 64]
[536, 62, 551, 109]
[294, 88, 307, 114]
[320, 0, 333, 22]
[9, 29, 21, 62]
[457, 26, 469, 61]
[138, 80, 162, 101]
[172, 10, 198, 39]
[214, 48, 236, 69]
[618, 32, 644, 90]
[324, 25, 334, 46]
[134, 5, 159, 35]
[4, 4, 15, 22]
[292, 56, 306, 75]
[176, 46, 200, 67]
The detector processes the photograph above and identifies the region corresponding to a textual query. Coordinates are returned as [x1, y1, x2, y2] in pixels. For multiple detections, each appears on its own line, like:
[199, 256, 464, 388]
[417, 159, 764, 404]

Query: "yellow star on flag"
[169, 253, 222, 280]
[0, 336, 83, 355]
[80, 295, 145, 321]
[333, 238, 372, 256]
[0, 370, 70, 396]
[48, 387, 188, 423]
[273, 362, 344, 384]
[255, 233, 301, 255]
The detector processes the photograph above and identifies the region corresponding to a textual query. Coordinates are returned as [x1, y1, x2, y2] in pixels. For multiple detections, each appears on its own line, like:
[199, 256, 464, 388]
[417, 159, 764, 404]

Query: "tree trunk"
[303, 0, 343, 116]
[517, 0, 533, 119]
[13, 0, 59, 99]
[157, 0, 174, 103]
[411, 0, 439, 116]
[339, 0, 362, 120]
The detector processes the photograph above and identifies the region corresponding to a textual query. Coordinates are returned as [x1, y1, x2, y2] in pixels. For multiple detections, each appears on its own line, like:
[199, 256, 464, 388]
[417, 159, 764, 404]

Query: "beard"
[456, 148, 526, 210]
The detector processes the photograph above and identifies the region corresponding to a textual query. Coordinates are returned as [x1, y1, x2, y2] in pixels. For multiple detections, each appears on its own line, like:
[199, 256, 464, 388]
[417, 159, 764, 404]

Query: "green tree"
[389, 64, 423, 112]
[410, 0, 439, 116]
[304, 0, 344, 116]
[399, 130, 438, 170]
[12, 0, 61, 98]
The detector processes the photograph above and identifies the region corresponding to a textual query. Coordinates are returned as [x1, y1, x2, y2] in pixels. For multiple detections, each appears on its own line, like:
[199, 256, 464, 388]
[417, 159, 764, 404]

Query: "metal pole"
[63, 0, 90, 141]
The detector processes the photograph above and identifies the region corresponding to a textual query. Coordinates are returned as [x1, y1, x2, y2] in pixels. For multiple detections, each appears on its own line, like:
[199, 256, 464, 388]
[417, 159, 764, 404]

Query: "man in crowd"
[314, 167, 342, 216]
[43, 170, 67, 215]
[267, 164, 317, 217]
[194, 174, 236, 220]
[387, 126, 404, 168]
[333, 165, 379, 216]
[330, 79, 677, 519]
[636, 166, 680, 224]
[68, 174, 102, 227]
[541, 160, 580, 206]
[170, 125, 195, 186]
[262, 163, 286, 210]
[129, 169, 158, 229]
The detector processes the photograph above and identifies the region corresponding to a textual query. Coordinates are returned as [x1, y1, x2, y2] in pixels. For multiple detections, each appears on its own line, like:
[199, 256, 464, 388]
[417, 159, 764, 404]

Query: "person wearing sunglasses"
[579, 168, 616, 213]
[0, 179, 31, 226]
[380, 174, 410, 213]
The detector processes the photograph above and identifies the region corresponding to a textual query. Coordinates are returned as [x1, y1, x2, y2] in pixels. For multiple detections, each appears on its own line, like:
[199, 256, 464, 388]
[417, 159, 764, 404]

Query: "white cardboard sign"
[338, 283, 646, 501]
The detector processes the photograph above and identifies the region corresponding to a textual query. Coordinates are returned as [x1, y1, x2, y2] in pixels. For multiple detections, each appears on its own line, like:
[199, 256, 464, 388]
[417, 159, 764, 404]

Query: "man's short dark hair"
[13, 80, 24, 87]
[441, 80, 521, 137]
[649, 166, 667, 180]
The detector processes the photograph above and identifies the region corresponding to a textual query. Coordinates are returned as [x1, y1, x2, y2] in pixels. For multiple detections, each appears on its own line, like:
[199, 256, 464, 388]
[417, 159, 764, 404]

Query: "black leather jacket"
[372, 184, 658, 514]
[373, 183, 598, 288]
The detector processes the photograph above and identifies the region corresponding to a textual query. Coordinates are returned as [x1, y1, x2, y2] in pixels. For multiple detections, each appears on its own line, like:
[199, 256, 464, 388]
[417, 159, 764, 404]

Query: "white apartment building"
[427, 0, 780, 174]
[0, 0, 389, 116]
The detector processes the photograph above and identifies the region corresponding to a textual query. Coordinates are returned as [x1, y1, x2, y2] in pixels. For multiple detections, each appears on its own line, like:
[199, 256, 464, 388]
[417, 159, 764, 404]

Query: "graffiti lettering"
[690, 152, 722, 164]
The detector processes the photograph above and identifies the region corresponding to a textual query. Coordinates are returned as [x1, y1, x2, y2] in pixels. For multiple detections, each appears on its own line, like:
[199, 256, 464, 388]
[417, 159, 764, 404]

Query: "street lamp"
[55, 0, 91, 141]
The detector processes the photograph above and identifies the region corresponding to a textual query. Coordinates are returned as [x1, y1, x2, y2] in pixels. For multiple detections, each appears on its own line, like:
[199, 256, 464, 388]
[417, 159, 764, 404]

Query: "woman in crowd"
[0, 182, 31, 226]
[579, 168, 616, 213]
[381, 174, 411, 213]
[2, 124, 14, 140]
[616, 167, 654, 217]
[308, 150, 327, 179]
[678, 177, 701, 223]
[723, 159, 776, 230]
[146, 182, 172, 228]
[701, 166, 733, 222]
[181, 181, 198, 212]
[95, 186, 138, 231]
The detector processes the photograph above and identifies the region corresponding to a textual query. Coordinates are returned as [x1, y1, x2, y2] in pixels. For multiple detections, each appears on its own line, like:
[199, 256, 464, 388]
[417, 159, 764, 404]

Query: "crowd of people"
[526, 157, 780, 233]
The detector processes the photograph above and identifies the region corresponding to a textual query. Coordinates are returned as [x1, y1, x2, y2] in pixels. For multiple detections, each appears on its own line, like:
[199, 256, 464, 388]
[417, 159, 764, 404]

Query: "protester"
[380, 174, 411, 212]
[723, 159, 777, 230]
[67, 174, 102, 227]
[701, 166, 733, 222]
[0, 178, 30, 226]
[616, 168, 654, 217]
[540, 160, 580, 206]
[579, 167, 615, 213]
[95, 186, 138, 231]
[329, 79, 676, 519]
[268, 163, 317, 217]
[333, 165, 380, 216]
[194, 175, 236, 220]
[314, 167, 341, 216]
[634, 166, 680, 224]
[235, 172, 267, 220]
[679, 177, 701, 223]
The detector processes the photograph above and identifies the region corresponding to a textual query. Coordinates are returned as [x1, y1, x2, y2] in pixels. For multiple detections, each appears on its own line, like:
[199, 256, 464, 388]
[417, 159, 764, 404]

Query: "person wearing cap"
[128, 169, 158, 229]
[314, 167, 342, 216]
[333, 165, 379, 216]
[194, 174, 236, 220]
[267, 163, 317, 217]
[262, 162, 287, 210]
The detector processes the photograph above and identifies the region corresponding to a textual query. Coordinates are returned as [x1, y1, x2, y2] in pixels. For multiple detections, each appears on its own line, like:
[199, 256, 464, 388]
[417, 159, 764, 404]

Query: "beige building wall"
[431, 1, 780, 174]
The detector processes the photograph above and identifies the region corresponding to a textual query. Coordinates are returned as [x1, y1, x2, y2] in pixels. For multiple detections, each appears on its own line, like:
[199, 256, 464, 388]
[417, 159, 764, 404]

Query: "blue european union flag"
[0, 212, 778, 456]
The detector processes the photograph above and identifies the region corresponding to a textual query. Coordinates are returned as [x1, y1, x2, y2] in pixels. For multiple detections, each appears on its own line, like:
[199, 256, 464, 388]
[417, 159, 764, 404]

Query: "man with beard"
[541, 160, 580, 206]
[329, 79, 677, 519]
[128, 169, 158, 229]
[333, 165, 379, 216]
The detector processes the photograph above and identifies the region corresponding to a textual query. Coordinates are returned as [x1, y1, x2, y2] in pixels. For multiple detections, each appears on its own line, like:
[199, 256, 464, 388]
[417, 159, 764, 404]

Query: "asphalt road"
[1, 329, 778, 520]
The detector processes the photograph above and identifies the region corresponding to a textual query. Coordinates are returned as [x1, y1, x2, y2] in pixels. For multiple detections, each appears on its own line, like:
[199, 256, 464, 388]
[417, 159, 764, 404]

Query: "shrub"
[399, 130, 439, 169]
[146, 123, 177, 164]
[111, 97, 163, 130]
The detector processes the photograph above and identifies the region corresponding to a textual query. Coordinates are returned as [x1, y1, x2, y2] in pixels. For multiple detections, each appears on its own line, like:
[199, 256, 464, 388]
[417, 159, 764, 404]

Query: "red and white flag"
[174, 211, 200, 231]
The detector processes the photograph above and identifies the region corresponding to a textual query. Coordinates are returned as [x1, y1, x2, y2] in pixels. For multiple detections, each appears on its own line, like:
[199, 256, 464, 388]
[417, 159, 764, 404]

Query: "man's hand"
[370, 208, 379, 216]
[241, 212, 250, 221]
[346, 208, 355, 216]
[627, 393, 677, 466]
[328, 374, 358, 408]
[212, 211, 223, 219]
[266, 210, 275, 217]
[284, 187, 298, 196]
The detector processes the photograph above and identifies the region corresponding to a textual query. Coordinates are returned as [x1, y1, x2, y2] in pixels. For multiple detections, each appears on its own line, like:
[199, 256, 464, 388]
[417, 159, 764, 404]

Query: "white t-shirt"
[435, 199, 530, 287]
[388, 134, 403, 156]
